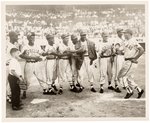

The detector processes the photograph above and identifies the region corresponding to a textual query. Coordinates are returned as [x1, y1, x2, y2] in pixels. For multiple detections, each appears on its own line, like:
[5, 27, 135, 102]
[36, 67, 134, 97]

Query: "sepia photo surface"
[1, 1, 148, 120]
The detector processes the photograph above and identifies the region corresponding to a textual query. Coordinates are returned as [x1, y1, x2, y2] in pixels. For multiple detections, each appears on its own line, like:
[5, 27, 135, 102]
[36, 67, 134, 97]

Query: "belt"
[60, 58, 69, 60]
[101, 55, 111, 58]
[116, 52, 124, 55]
[26, 61, 37, 63]
[84, 55, 89, 57]
[46, 56, 56, 60]
[125, 58, 133, 61]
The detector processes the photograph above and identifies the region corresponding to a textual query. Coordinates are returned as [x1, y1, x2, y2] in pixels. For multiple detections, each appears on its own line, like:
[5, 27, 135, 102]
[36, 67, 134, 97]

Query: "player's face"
[10, 34, 18, 43]
[47, 38, 54, 45]
[71, 38, 77, 45]
[14, 51, 20, 59]
[63, 37, 69, 45]
[28, 36, 35, 44]
[80, 35, 86, 41]
[124, 33, 130, 40]
[102, 36, 108, 42]
[117, 32, 123, 38]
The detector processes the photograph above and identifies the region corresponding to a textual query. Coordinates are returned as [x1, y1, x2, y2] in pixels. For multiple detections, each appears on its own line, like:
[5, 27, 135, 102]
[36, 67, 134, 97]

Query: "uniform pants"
[24, 61, 48, 90]
[111, 55, 124, 86]
[58, 59, 72, 88]
[78, 57, 95, 86]
[46, 59, 57, 86]
[99, 57, 112, 85]
[118, 60, 138, 89]
[71, 57, 78, 83]
[8, 74, 20, 108]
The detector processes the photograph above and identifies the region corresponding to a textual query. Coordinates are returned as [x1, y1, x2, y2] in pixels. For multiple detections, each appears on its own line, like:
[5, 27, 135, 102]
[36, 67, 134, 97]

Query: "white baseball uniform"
[45, 44, 58, 86]
[118, 38, 141, 89]
[23, 43, 48, 90]
[111, 37, 125, 86]
[96, 40, 113, 85]
[57, 43, 72, 88]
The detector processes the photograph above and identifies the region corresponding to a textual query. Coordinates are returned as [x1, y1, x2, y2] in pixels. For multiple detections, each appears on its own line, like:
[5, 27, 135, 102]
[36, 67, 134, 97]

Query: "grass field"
[6, 54, 146, 118]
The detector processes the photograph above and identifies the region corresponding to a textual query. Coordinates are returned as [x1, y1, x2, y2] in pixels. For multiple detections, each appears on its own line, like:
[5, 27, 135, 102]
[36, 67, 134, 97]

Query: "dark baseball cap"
[46, 34, 54, 39]
[71, 34, 78, 40]
[61, 34, 69, 39]
[80, 31, 86, 36]
[9, 31, 18, 37]
[124, 29, 133, 35]
[116, 28, 123, 33]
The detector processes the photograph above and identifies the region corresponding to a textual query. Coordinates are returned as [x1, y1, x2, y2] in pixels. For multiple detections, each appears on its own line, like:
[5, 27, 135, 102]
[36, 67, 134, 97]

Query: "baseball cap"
[61, 34, 69, 39]
[27, 32, 35, 37]
[46, 34, 54, 39]
[124, 29, 133, 35]
[71, 34, 78, 40]
[9, 31, 18, 37]
[80, 31, 86, 36]
[116, 28, 123, 33]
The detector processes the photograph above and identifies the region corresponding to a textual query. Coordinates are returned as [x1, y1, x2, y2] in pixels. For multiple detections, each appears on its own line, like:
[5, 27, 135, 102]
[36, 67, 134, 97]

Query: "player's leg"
[46, 60, 57, 94]
[127, 63, 144, 98]
[34, 61, 53, 95]
[99, 58, 107, 93]
[113, 55, 122, 92]
[118, 61, 134, 98]
[107, 57, 114, 90]
[57, 59, 68, 94]
[86, 57, 97, 92]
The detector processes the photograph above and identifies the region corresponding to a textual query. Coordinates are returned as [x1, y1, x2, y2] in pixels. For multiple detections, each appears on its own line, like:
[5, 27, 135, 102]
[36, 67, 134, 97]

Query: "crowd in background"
[6, 5, 145, 39]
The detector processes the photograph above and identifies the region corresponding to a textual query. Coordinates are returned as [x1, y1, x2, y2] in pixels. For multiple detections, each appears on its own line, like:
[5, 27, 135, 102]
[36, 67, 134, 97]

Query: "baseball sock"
[135, 86, 142, 93]
[108, 81, 111, 86]
[100, 84, 104, 89]
[126, 86, 133, 93]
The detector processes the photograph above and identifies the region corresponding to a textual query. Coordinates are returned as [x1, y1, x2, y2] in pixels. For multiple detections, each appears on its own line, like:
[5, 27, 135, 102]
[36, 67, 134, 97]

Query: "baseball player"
[76, 31, 97, 92]
[118, 29, 144, 99]
[70, 34, 84, 92]
[96, 32, 114, 93]
[20, 32, 52, 95]
[111, 28, 125, 93]
[43, 34, 58, 93]
[57, 34, 79, 94]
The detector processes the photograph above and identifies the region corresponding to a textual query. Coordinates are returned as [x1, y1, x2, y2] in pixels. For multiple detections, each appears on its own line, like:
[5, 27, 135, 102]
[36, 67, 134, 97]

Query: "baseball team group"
[6, 28, 144, 110]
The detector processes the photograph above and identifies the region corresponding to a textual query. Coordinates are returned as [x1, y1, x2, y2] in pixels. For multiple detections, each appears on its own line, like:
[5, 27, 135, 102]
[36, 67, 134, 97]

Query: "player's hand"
[19, 76, 24, 82]
[131, 59, 138, 64]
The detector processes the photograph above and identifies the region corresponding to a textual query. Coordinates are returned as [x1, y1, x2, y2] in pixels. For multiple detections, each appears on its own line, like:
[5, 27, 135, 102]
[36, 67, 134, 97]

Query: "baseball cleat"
[114, 87, 121, 93]
[99, 88, 104, 93]
[124, 92, 134, 99]
[91, 87, 97, 92]
[43, 89, 50, 95]
[48, 88, 57, 95]
[137, 89, 144, 99]
[58, 89, 63, 95]
[52, 84, 58, 91]
[108, 86, 115, 90]
[122, 87, 126, 90]
[70, 85, 80, 93]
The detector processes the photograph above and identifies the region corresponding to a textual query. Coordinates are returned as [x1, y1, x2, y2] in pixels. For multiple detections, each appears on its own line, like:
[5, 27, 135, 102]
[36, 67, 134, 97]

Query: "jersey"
[124, 38, 141, 59]
[96, 40, 113, 57]
[80, 41, 88, 55]
[22, 43, 42, 58]
[113, 37, 124, 54]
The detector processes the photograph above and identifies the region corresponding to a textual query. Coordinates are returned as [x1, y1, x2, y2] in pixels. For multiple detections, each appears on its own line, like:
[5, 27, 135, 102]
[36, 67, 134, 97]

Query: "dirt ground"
[6, 54, 146, 118]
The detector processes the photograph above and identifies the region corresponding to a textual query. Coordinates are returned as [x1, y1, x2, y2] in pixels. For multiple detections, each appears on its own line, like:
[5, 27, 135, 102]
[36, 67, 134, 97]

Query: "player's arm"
[134, 46, 144, 60]
[19, 50, 40, 60]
